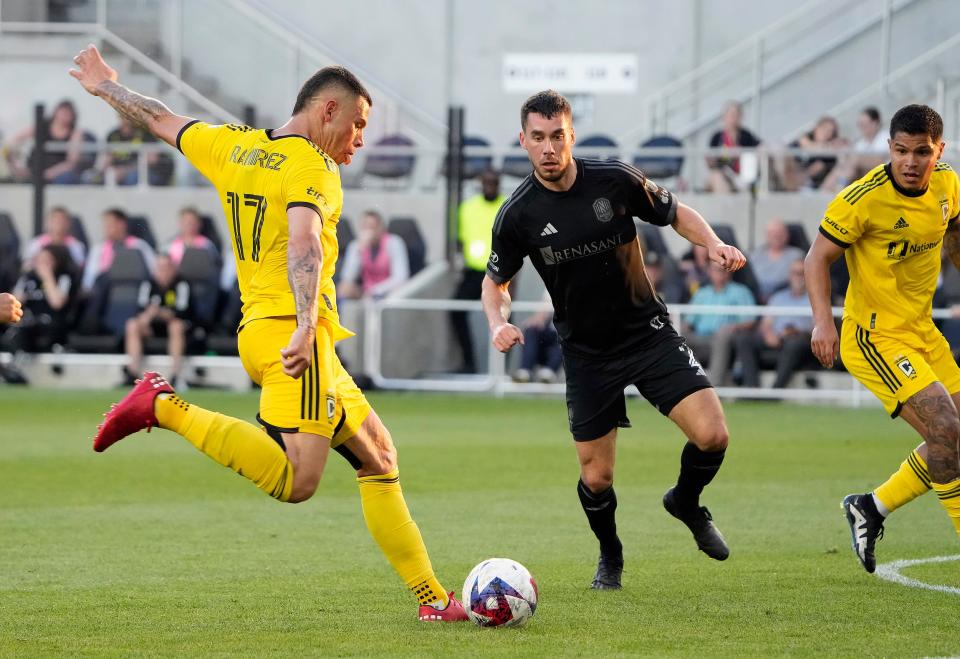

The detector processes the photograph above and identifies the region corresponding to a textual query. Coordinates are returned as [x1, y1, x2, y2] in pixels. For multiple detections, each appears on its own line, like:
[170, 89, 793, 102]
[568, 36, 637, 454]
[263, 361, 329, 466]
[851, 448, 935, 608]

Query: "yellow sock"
[873, 449, 931, 514]
[155, 394, 293, 502]
[357, 469, 449, 607]
[932, 479, 960, 537]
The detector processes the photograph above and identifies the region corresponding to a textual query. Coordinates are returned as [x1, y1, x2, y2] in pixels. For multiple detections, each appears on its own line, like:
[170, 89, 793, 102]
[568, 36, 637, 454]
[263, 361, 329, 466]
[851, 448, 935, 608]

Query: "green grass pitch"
[1, 388, 959, 657]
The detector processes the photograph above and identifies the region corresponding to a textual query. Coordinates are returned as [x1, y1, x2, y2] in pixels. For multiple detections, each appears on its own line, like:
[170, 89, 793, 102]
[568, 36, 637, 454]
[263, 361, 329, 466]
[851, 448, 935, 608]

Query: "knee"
[691, 424, 729, 452]
[286, 473, 321, 504]
[580, 458, 614, 492]
[125, 317, 138, 334]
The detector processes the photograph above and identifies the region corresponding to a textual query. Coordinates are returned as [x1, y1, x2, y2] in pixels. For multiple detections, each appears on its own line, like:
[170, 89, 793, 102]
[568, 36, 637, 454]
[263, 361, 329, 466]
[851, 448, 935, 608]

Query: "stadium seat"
[785, 222, 811, 252]
[198, 214, 224, 255]
[711, 224, 762, 300]
[334, 216, 355, 284]
[576, 134, 619, 161]
[178, 247, 221, 329]
[70, 214, 89, 251]
[501, 139, 532, 179]
[462, 135, 494, 180]
[633, 135, 684, 180]
[0, 212, 22, 293]
[127, 215, 157, 251]
[363, 134, 416, 180]
[387, 216, 426, 275]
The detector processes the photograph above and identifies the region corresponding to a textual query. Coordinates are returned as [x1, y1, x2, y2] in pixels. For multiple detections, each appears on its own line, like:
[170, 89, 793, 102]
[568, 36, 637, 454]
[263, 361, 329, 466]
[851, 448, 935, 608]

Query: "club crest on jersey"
[593, 197, 614, 223]
[895, 356, 917, 379]
[326, 393, 336, 420]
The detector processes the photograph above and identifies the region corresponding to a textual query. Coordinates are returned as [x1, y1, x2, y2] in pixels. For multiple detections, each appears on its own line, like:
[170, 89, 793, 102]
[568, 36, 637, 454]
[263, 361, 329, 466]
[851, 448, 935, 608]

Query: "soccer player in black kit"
[482, 91, 747, 589]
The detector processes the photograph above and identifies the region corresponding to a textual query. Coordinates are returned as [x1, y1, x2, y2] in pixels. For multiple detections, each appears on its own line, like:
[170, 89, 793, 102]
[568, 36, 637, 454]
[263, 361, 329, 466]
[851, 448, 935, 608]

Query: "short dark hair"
[103, 207, 128, 224]
[521, 90, 572, 129]
[362, 209, 384, 225]
[293, 66, 372, 114]
[890, 104, 943, 141]
[861, 106, 881, 123]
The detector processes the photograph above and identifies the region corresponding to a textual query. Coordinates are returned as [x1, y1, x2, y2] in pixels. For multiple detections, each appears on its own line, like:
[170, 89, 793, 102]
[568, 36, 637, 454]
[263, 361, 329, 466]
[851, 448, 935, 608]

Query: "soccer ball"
[462, 558, 538, 627]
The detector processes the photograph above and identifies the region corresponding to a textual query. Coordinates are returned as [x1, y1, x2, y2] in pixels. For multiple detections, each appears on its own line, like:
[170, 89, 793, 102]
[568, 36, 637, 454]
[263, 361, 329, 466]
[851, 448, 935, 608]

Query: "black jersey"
[486, 158, 677, 358]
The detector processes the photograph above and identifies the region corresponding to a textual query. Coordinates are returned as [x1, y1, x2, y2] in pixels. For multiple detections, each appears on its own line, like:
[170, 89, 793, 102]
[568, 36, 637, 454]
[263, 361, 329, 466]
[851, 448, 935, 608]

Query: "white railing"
[360, 298, 957, 407]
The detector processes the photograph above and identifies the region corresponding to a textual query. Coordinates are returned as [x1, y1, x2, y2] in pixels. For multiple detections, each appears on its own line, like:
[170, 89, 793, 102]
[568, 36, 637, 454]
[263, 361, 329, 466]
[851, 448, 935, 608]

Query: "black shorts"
[563, 325, 712, 441]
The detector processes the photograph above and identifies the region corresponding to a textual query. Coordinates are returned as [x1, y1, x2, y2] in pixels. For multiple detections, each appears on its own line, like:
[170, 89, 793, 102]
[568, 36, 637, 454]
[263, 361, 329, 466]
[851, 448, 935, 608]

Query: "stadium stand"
[387, 216, 427, 276]
[576, 134, 619, 161]
[501, 139, 532, 179]
[126, 214, 157, 251]
[633, 135, 684, 181]
[363, 133, 416, 183]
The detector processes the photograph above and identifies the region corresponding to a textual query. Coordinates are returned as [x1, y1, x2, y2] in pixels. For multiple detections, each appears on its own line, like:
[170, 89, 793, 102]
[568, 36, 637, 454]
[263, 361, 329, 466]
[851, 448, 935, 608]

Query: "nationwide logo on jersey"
[540, 223, 558, 236]
[896, 356, 917, 379]
[593, 197, 614, 223]
[539, 233, 624, 265]
[893, 217, 909, 230]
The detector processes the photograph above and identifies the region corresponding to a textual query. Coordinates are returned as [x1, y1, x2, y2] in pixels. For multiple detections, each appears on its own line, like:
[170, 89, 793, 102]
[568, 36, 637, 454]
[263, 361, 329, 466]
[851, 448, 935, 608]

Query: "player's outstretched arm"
[804, 234, 842, 368]
[280, 206, 323, 379]
[671, 203, 746, 272]
[68, 45, 194, 147]
[481, 275, 524, 353]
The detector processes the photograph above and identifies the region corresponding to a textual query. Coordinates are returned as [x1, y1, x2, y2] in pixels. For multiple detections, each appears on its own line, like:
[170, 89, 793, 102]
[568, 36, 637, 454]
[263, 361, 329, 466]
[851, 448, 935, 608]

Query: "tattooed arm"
[279, 206, 323, 379]
[69, 45, 193, 147]
[944, 222, 960, 272]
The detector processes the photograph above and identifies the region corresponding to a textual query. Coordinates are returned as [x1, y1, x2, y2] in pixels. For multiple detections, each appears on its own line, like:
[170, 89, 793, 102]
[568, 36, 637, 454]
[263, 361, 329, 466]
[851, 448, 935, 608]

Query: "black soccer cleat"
[842, 493, 884, 574]
[663, 487, 730, 561]
[590, 553, 624, 590]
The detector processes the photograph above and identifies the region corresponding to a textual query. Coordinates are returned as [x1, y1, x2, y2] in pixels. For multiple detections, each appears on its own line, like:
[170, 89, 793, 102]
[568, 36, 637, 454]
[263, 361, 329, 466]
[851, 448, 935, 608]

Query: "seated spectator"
[167, 207, 218, 266]
[777, 116, 849, 191]
[822, 107, 888, 191]
[706, 101, 761, 193]
[24, 205, 86, 270]
[5, 99, 84, 184]
[82, 208, 156, 291]
[678, 244, 710, 302]
[513, 294, 562, 384]
[644, 250, 682, 304]
[123, 254, 192, 388]
[748, 218, 805, 302]
[102, 114, 174, 186]
[733, 259, 813, 388]
[4, 244, 79, 354]
[683, 262, 757, 385]
[338, 210, 410, 300]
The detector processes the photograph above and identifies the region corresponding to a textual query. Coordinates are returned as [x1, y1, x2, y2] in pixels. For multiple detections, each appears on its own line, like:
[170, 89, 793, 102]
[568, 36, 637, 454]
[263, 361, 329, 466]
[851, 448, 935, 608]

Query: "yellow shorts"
[237, 316, 371, 446]
[840, 317, 960, 417]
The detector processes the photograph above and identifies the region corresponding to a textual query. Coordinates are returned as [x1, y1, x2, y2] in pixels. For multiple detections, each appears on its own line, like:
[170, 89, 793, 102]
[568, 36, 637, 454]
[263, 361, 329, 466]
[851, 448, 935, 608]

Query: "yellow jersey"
[177, 121, 351, 339]
[819, 162, 960, 333]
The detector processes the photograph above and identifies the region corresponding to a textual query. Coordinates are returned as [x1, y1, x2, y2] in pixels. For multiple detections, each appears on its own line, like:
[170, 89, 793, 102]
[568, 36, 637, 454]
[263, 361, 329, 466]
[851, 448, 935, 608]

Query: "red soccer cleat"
[93, 371, 174, 452]
[418, 592, 469, 622]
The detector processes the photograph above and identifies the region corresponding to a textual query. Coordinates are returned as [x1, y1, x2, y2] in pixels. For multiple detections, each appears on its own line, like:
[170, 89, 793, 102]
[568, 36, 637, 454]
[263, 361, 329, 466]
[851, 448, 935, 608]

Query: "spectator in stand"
[24, 205, 86, 270]
[123, 253, 192, 388]
[5, 99, 84, 184]
[167, 207, 218, 266]
[678, 243, 711, 302]
[706, 101, 761, 193]
[733, 258, 813, 389]
[644, 250, 683, 304]
[82, 207, 156, 291]
[452, 168, 505, 372]
[5, 244, 79, 353]
[777, 116, 849, 191]
[0, 292, 23, 324]
[822, 107, 888, 191]
[102, 114, 174, 186]
[747, 218, 805, 302]
[338, 210, 410, 300]
[683, 262, 757, 385]
[513, 292, 562, 384]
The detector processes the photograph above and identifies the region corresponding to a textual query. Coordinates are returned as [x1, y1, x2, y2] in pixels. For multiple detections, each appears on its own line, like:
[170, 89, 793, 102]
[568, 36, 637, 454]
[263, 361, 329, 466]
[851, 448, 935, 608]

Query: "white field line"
[875, 554, 960, 596]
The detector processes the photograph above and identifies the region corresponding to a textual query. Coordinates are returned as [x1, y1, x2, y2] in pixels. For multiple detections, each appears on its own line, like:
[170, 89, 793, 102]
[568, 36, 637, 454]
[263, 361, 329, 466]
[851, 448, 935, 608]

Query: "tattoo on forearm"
[287, 242, 321, 330]
[95, 80, 173, 130]
[906, 388, 960, 482]
[944, 223, 960, 272]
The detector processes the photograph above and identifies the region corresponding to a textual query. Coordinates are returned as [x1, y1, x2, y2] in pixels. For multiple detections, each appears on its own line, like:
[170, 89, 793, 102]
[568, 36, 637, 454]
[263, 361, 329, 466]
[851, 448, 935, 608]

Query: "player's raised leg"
[574, 429, 624, 590]
[663, 388, 730, 560]
[335, 408, 467, 621]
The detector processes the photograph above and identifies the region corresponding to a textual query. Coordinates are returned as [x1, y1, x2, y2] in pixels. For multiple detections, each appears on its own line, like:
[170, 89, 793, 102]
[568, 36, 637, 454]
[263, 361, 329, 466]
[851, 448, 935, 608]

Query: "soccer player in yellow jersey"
[69, 45, 468, 621]
[806, 104, 960, 573]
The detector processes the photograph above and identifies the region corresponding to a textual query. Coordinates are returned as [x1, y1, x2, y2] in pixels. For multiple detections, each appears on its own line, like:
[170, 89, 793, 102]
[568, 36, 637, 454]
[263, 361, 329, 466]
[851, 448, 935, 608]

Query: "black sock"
[577, 479, 623, 559]
[674, 442, 726, 508]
